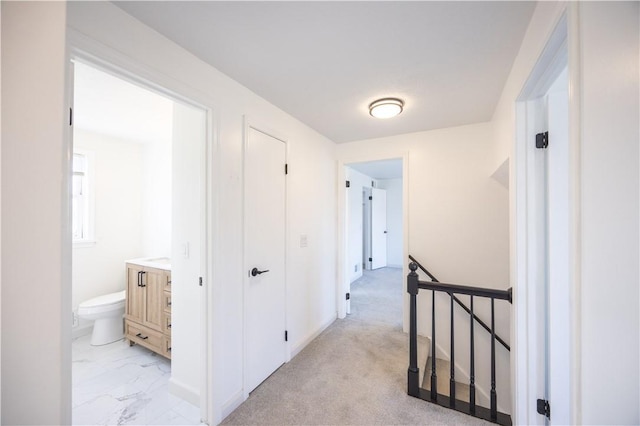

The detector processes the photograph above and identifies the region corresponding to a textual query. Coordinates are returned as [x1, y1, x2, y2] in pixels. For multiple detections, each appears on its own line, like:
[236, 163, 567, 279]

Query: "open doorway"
[70, 61, 207, 425]
[344, 158, 404, 328]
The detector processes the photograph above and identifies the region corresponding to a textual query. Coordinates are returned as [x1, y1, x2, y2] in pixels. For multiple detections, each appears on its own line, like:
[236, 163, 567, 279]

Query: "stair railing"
[408, 255, 510, 352]
[407, 259, 512, 425]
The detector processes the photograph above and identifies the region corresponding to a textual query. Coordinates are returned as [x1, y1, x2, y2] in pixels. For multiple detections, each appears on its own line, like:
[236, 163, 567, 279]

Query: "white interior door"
[370, 187, 387, 269]
[245, 127, 287, 394]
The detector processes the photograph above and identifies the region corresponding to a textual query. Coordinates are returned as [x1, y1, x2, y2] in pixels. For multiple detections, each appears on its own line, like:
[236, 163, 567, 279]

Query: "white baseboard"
[220, 389, 244, 421]
[168, 376, 200, 407]
[72, 323, 93, 339]
[387, 264, 403, 269]
[290, 314, 336, 359]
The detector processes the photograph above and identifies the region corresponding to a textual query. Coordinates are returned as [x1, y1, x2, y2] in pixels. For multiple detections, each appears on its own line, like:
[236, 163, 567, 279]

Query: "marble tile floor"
[72, 334, 202, 425]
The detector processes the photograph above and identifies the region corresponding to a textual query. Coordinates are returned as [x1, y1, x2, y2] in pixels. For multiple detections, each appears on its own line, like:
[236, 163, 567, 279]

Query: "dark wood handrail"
[417, 281, 511, 301]
[408, 255, 511, 351]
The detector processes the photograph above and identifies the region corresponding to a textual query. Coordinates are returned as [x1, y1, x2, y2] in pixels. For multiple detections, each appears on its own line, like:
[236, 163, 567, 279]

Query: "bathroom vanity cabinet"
[125, 261, 172, 359]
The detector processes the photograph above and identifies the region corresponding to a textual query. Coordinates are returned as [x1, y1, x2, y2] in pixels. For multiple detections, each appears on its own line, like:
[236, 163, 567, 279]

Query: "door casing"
[66, 29, 217, 424]
[513, 7, 579, 424]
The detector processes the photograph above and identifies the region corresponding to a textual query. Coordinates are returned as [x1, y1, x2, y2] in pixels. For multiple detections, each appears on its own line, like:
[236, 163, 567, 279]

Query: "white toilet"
[78, 290, 126, 346]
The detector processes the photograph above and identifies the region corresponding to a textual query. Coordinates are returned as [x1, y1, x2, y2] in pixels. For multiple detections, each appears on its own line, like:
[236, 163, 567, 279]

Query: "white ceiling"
[73, 61, 174, 144]
[114, 1, 536, 143]
[348, 159, 403, 180]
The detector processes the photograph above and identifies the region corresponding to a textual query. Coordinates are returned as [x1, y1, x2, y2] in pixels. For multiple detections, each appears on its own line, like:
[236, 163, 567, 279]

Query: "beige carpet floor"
[221, 267, 489, 425]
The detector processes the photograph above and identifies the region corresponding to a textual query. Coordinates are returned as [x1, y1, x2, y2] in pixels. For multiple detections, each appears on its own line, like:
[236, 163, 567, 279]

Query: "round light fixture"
[369, 98, 404, 119]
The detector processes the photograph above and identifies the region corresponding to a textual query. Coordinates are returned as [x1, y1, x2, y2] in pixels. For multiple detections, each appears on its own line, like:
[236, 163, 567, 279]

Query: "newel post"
[407, 262, 420, 397]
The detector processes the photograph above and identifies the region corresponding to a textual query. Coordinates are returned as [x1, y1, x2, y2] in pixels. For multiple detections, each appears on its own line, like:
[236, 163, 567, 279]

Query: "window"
[72, 152, 94, 245]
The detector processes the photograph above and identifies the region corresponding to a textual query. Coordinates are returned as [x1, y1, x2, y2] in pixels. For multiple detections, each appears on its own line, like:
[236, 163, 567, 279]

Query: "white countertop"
[126, 257, 171, 271]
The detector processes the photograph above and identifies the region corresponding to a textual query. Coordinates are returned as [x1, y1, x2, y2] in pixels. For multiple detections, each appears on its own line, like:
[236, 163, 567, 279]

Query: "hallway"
[222, 267, 489, 425]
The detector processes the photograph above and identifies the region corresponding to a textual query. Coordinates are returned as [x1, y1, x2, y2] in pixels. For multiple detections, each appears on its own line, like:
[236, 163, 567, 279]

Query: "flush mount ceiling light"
[369, 98, 404, 119]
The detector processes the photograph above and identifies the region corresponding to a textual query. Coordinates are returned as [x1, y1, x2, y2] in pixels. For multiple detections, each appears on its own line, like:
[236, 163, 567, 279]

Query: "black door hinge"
[536, 131, 549, 149]
[285, 164, 288, 175]
[369, 257, 372, 262]
[537, 399, 550, 419]
[368, 196, 372, 200]
[346, 180, 350, 188]
[285, 330, 288, 342]
[346, 293, 350, 300]
[199, 277, 203, 286]
[69, 108, 73, 126]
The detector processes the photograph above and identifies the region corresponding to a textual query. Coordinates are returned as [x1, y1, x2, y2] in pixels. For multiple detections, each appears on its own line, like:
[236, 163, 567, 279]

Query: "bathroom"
[71, 61, 205, 424]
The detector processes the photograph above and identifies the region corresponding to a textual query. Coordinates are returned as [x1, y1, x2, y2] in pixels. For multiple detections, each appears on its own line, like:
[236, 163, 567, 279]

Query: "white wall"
[141, 131, 172, 258]
[345, 168, 375, 282]
[1, 2, 70, 424]
[72, 130, 144, 330]
[579, 2, 639, 423]
[66, 3, 338, 424]
[377, 178, 403, 268]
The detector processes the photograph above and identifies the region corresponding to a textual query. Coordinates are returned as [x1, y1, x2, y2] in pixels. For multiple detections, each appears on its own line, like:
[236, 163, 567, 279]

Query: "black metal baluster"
[407, 263, 419, 397]
[490, 298, 497, 422]
[469, 295, 476, 414]
[431, 289, 437, 401]
[449, 293, 455, 407]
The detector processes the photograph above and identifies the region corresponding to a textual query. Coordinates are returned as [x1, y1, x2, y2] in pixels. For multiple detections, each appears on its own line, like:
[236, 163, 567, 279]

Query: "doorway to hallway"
[343, 158, 404, 326]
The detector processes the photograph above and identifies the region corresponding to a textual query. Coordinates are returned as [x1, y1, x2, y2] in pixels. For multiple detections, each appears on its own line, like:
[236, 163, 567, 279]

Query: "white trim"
[205, 105, 220, 426]
[71, 323, 93, 339]
[291, 314, 336, 358]
[220, 390, 244, 421]
[66, 30, 217, 425]
[71, 149, 95, 245]
[168, 377, 201, 407]
[567, 3, 582, 422]
[241, 116, 289, 400]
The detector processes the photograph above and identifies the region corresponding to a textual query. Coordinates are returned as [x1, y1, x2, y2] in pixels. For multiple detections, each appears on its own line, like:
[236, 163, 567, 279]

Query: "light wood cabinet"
[125, 262, 172, 359]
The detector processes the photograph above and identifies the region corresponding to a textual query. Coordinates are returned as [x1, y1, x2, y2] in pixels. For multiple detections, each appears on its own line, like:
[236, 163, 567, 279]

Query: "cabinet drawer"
[163, 292, 172, 314]
[163, 336, 172, 359]
[162, 311, 172, 335]
[126, 321, 163, 353]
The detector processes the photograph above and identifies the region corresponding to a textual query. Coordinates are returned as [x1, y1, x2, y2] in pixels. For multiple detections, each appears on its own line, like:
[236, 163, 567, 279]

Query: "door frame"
[66, 29, 218, 424]
[512, 5, 581, 424]
[337, 152, 409, 329]
[241, 116, 290, 399]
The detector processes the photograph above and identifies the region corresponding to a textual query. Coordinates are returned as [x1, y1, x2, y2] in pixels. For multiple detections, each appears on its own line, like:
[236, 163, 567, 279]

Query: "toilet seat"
[79, 290, 125, 309]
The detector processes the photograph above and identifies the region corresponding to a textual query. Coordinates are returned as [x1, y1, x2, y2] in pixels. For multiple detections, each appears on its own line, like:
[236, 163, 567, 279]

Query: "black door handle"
[251, 267, 270, 277]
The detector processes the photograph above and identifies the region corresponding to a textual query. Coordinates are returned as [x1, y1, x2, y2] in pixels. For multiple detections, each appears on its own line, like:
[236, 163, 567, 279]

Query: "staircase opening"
[407, 256, 512, 425]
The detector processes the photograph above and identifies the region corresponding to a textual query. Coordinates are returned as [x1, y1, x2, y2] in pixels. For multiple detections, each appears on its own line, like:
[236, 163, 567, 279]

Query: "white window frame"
[72, 150, 96, 247]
